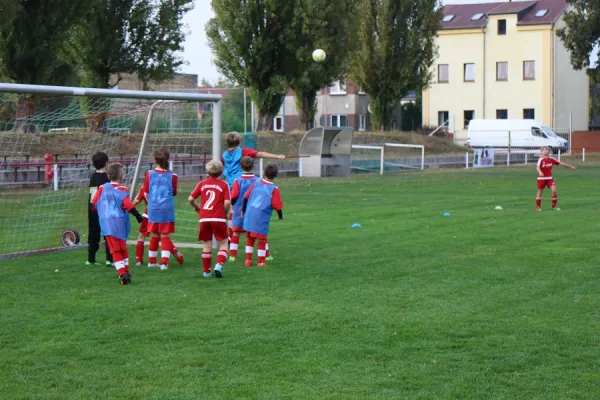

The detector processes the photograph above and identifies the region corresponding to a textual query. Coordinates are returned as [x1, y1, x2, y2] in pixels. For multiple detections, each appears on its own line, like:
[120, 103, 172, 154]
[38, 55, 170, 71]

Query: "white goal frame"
[351, 143, 425, 175]
[384, 143, 425, 172]
[351, 145, 385, 175]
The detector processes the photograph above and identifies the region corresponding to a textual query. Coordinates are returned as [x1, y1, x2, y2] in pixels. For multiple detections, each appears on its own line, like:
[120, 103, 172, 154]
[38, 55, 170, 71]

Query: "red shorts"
[246, 231, 268, 240]
[231, 225, 246, 233]
[198, 221, 228, 241]
[139, 218, 149, 235]
[105, 236, 128, 262]
[147, 222, 175, 234]
[537, 179, 555, 189]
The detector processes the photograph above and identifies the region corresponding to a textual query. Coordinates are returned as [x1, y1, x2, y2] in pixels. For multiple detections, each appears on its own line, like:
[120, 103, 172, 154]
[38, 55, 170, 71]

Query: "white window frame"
[330, 80, 346, 95]
[359, 114, 366, 131]
[358, 87, 366, 95]
[464, 63, 475, 82]
[273, 116, 284, 132]
[331, 114, 347, 127]
[523, 60, 535, 80]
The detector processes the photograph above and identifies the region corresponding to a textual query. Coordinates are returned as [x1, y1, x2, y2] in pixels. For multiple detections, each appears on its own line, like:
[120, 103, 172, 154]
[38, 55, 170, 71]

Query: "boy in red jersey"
[536, 146, 576, 211]
[188, 160, 231, 278]
[242, 163, 284, 267]
[92, 163, 144, 285]
[143, 149, 184, 270]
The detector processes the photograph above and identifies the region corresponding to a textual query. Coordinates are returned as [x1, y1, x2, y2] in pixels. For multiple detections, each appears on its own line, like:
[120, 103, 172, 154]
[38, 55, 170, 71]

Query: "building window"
[331, 115, 347, 127]
[391, 117, 397, 130]
[443, 15, 455, 22]
[464, 63, 475, 82]
[498, 19, 506, 35]
[438, 111, 449, 127]
[496, 62, 508, 81]
[496, 109, 508, 119]
[330, 80, 346, 95]
[464, 110, 474, 129]
[359, 114, 366, 131]
[523, 108, 535, 119]
[438, 64, 449, 83]
[202, 102, 213, 112]
[523, 61, 535, 80]
[273, 116, 283, 132]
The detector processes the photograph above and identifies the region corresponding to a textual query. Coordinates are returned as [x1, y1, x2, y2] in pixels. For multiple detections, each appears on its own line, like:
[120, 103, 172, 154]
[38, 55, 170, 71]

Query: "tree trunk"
[294, 90, 318, 131]
[15, 95, 37, 134]
[250, 89, 284, 132]
[369, 96, 394, 131]
[256, 113, 273, 131]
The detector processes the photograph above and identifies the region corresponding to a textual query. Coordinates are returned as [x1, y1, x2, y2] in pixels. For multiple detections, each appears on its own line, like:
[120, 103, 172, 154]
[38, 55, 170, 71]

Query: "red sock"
[217, 249, 228, 266]
[170, 244, 179, 256]
[136, 240, 145, 263]
[202, 251, 212, 273]
[552, 196, 558, 208]
[257, 240, 267, 264]
[536, 196, 542, 208]
[117, 267, 127, 276]
[149, 236, 159, 264]
[230, 234, 240, 257]
[228, 213, 233, 240]
[246, 236, 255, 261]
[266, 242, 271, 257]
[161, 237, 174, 265]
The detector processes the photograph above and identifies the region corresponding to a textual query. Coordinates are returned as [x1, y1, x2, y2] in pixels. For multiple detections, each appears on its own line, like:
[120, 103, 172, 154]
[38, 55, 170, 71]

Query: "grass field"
[1, 164, 600, 399]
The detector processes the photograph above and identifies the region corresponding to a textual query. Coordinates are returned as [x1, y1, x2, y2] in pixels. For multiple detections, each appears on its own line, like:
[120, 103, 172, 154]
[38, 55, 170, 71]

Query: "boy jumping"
[536, 146, 576, 211]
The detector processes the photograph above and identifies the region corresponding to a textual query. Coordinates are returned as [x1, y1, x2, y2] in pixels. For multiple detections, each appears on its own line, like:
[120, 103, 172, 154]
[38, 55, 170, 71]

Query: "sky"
[178, 0, 546, 84]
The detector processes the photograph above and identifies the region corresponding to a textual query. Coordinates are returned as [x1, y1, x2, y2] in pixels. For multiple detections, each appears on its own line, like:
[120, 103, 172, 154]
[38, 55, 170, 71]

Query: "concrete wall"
[111, 73, 198, 91]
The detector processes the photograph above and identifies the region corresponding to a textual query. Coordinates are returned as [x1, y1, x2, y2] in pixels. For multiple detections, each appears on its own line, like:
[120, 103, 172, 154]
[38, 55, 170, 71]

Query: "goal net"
[0, 84, 222, 260]
[350, 143, 425, 175]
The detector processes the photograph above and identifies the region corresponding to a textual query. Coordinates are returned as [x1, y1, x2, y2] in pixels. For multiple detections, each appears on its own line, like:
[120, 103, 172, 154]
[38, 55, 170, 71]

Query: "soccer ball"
[312, 49, 326, 63]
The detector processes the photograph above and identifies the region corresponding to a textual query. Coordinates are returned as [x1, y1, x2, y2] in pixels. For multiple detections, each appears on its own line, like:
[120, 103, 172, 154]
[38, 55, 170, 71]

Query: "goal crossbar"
[351, 145, 384, 175]
[384, 143, 425, 171]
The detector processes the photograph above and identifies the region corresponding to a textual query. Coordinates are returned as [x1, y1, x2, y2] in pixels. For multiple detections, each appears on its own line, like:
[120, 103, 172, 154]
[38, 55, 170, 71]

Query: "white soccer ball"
[312, 49, 326, 63]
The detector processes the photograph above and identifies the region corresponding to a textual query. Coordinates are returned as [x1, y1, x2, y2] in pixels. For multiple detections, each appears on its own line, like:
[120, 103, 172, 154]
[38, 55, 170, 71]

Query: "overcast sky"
[179, 0, 534, 84]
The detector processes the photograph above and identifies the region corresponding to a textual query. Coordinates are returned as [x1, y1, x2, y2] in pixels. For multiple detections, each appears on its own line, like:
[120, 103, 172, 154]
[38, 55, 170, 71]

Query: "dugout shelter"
[298, 127, 354, 177]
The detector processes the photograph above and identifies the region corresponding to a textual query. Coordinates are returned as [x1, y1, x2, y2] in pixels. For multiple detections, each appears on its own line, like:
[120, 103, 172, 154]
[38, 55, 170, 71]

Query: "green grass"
[1, 165, 600, 399]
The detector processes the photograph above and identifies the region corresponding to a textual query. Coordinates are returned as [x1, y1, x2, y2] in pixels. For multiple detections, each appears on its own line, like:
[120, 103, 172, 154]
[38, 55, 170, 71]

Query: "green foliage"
[0, 0, 83, 85]
[206, 0, 296, 130]
[557, 2, 599, 72]
[66, 0, 193, 89]
[351, 0, 442, 130]
[287, 0, 358, 130]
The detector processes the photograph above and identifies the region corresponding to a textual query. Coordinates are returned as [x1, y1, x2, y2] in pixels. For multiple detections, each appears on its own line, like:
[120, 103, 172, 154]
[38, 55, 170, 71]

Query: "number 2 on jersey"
[203, 190, 216, 210]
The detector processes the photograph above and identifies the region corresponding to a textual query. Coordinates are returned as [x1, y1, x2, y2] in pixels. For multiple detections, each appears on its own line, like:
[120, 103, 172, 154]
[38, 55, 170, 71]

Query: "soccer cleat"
[257, 262, 269, 268]
[536, 207, 542, 212]
[228, 256, 236, 263]
[106, 261, 113, 267]
[159, 264, 169, 271]
[266, 255, 274, 262]
[135, 261, 143, 267]
[553, 207, 561, 211]
[148, 263, 158, 268]
[214, 264, 223, 278]
[203, 272, 212, 278]
[120, 272, 132, 285]
[176, 252, 184, 265]
[85, 261, 99, 266]
[244, 259, 253, 267]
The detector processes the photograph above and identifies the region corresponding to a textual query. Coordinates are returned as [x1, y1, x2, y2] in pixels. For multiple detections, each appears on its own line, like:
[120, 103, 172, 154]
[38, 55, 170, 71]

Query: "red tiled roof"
[440, 0, 567, 30]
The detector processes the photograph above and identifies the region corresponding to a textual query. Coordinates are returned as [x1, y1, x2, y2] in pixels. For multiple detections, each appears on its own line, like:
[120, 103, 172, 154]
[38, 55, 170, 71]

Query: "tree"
[286, 0, 358, 130]
[67, 0, 193, 89]
[0, 0, 83, 85]
[206, 0, 295, 131]
[557, 2, 599, 75]
[351, 0, 442, 130]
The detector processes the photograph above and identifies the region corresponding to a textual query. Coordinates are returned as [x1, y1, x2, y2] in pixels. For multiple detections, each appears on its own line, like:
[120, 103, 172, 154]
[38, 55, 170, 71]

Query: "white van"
[468, 119, 568, 152]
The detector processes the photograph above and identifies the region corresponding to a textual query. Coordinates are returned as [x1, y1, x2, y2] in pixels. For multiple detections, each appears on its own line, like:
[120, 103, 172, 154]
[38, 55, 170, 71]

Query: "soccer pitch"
[1, 165, 599, 399]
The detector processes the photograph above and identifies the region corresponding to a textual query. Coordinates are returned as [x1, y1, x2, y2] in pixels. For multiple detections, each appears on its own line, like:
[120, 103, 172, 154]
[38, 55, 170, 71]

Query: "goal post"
[351, 145, 384, 175]
[351, 143, 425, 175]
[384, 143, 425, 172]
[0, 83, 223, 260]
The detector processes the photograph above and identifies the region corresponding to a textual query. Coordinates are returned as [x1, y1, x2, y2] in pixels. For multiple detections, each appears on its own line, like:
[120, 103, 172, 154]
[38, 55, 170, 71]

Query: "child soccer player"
[188, 160, 231, 278]
[143, 149, 184, 270]
[87, 151, 113, 266]
[222, 132, 285, 239]
[536, 146, 576, 211]
[242, 163, 284, 267]
[229, 156, 259, 264]
[92, 163, 144, 285]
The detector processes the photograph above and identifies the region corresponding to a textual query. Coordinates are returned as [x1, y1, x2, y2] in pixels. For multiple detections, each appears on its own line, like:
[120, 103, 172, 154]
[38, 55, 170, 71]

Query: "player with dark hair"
[536, 146, 576, 211]
[91, 163, 143, 285]
[143, 148, 184, 270]
[189, 160, 231, 278]
[87, 151, 112, 266]
[242, 163, 284, 267]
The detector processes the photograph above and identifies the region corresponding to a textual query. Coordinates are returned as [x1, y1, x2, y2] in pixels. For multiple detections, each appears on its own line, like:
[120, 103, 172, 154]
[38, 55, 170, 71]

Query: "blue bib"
[223, 148, 243, 188]
[97, 184, 130, 241]
[148, 170, 175, 223]
[243, 180, 277, 236]
[232, 175, 259, 228]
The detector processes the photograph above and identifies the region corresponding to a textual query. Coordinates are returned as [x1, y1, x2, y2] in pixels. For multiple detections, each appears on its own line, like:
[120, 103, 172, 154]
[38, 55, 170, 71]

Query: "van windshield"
[542, 125, 558, 138]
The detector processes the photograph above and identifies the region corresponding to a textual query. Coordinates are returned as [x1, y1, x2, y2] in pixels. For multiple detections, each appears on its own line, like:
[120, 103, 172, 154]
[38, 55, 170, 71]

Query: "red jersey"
[135, 187, 149, 217]
[190, 177, 231, 222]
[142, 168, 178, 196]
[537, 157, 560, 180]
[244, 179, 284, 211]
[220, 147, 259, 165]
[91, 183, 136, 212]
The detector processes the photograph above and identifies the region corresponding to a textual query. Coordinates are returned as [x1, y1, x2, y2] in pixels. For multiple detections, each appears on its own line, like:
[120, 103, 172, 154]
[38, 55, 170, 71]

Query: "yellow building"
[422, 0, 589, 143]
